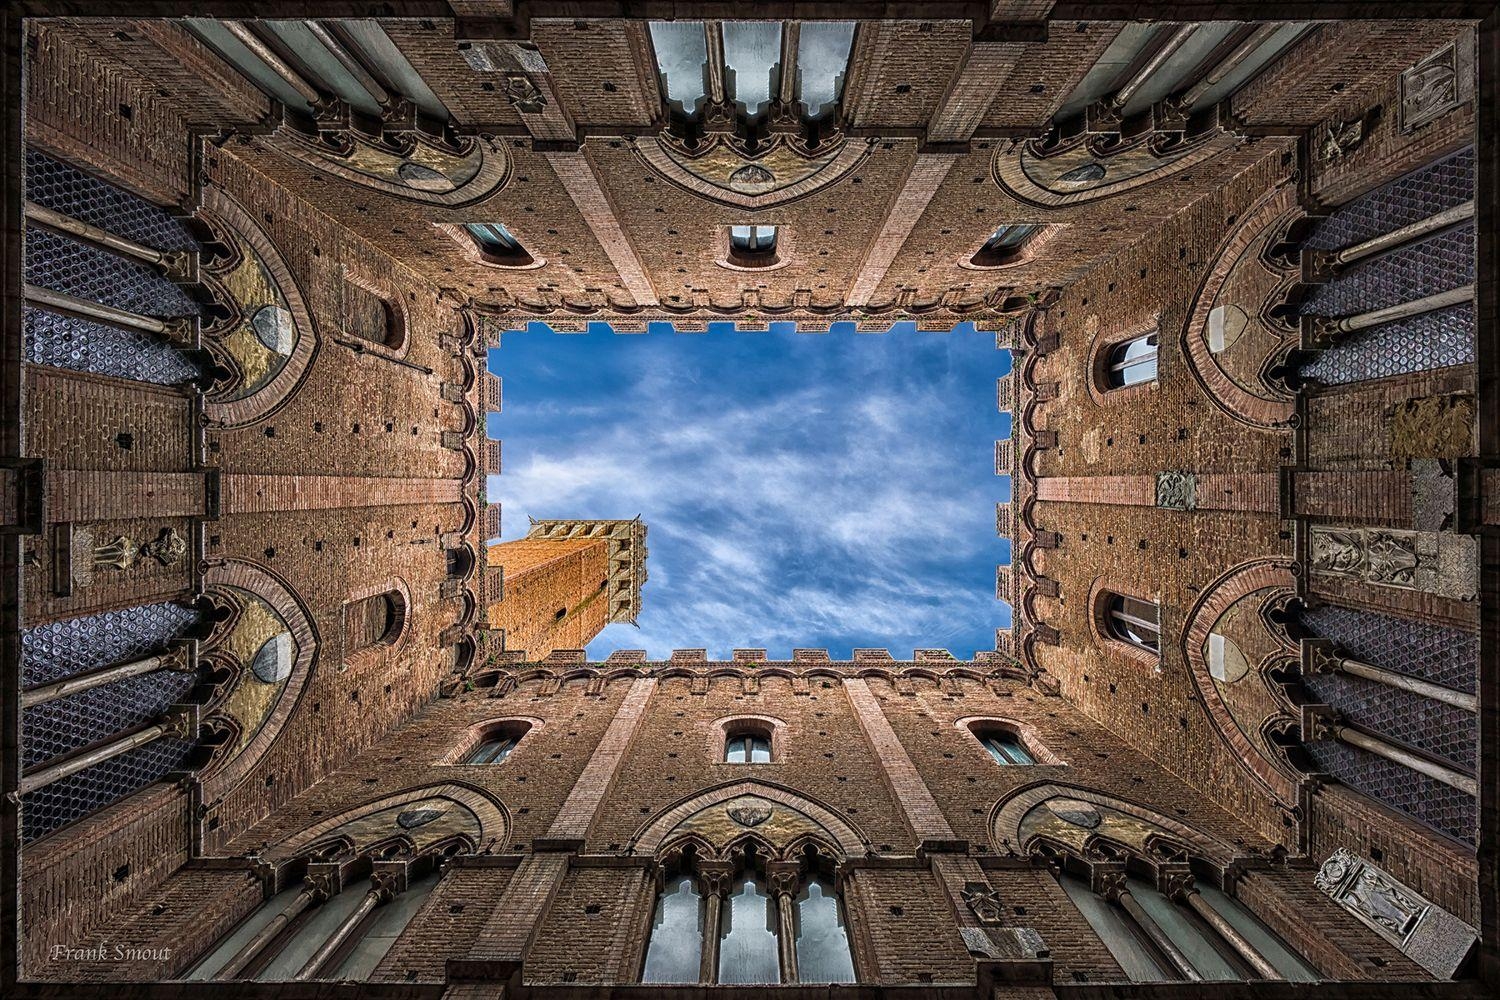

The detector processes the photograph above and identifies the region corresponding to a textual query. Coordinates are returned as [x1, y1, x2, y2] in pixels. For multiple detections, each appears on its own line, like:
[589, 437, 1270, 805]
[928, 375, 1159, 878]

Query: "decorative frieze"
[1307, 525, 1477, 600]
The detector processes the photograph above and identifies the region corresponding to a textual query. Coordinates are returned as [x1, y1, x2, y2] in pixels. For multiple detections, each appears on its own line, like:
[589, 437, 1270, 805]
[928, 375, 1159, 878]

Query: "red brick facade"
[3, 4, 1495, 998]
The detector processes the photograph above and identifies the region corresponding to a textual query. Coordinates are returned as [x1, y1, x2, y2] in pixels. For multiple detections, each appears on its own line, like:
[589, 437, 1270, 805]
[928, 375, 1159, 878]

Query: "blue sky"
[487, 321, 1013, 660]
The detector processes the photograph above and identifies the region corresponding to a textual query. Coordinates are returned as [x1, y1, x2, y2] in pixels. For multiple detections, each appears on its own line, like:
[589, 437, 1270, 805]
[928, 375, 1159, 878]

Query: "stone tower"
[486, 518, 648, 658]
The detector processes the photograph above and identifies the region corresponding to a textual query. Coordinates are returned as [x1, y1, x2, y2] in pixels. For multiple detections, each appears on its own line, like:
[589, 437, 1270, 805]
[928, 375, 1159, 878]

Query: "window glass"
[643, 875, 705, 983]
[1060, 873, 1170, 982]
[1108, 595, 1160, 651]
[649, 21, 709, 115]
[730, 225, 777, 255]
[983, 224, 1042, 253]
[796, 22, 856, 117]
[331, 870, 440, 980]
[465, 222, 522, 255]
[794, 876, 856, 983]
[725, 733, 770, 763]
[718, 873, 780, 984]
[466, 736, 517, 764]
[184, 882, 306, 979]
[722, 22, 783, 117]
[981, 731, 1035, 766]
[261, 21, 381, 117]
[1106, 333, 1159, 388]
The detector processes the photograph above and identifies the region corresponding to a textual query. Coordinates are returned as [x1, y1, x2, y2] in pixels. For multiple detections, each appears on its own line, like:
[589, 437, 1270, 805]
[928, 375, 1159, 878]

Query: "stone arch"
[992, 130, 1240, 209]
[633, 133, 872, 209]
[340, 267, 410, 360]
[270, 128, 510, 207]
[198, 560, 318, 799]
[1179, 183, 1300, 429]
[631, 780, 868, 860]
[198, 187, 319, 429]
[1181, 559, 1302, 809]
[990, 781, 1235, 865]
[268, 782, 509, 861]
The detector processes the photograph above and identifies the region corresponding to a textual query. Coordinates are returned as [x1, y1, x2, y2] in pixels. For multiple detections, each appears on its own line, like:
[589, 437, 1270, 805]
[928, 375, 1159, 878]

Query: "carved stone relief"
[1317, 116, 1367, 163]
[1399, 34, 1475, 133]
[961, 881, 1005, 925]
[1307, 525, 1477, 600]
[1314, 848, 1476, 977]
[1156, 471, 1197, 511]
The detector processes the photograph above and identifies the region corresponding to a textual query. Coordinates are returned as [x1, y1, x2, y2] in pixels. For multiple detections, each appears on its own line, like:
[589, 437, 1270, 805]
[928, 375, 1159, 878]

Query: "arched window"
[186, 868, 441, 981]
[970, 223, 1043, 267]
[794, 875, 856, 982]
[724, 732, 771, 763]
[1102, 332, 1159, 389]
[1058, 871, 1315, 982]
[728, 225, 778, 267]
[978, 729, 1036, 766]
[344, 590, 405, 652]
[459, 721, 532, 765]
[1105, 594, 1161, 653]
[642, 846, 855, 985]
[464, 222, 535, 266]
[718, 870, 780, 983]
[342, 281, 403, 350]
[641, 874, 704, 982]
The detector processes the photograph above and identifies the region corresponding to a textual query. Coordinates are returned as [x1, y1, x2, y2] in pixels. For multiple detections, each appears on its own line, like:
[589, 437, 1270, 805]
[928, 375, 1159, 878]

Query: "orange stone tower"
[486, 518, 648, 658]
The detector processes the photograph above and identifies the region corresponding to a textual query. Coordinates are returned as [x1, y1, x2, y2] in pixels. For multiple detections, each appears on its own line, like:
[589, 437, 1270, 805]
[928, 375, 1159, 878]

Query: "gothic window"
[724, 732, 771, 763]
[1058, 871, 1315, 982]
[978, 729, 1036, 766]
[342, 280, 404, 350]
[186, 868, 441, 981]
[1105, 594, 1161, 653]
[1102, 332, 1159, 389]
[970, 224, 1044, 268]
[641, 874, 705, 982]
[648, 20, 855, 128]
[728, 225, 779, 266]
[793, 875, 856, 982]
[642, 846, 855, 985]
[463, 222, 535, 267]
[344, 590, 405, 652]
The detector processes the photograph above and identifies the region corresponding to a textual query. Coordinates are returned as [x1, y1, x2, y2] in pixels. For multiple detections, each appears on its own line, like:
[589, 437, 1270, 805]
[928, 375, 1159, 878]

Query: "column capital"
[697, 861, 736, 898]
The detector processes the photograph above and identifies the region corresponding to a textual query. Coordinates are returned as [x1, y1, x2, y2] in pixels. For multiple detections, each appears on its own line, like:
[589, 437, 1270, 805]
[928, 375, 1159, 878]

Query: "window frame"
[1086, 317, 1162, 406]
[965, 222, 1049, 269]
[717, 224, 788, 272]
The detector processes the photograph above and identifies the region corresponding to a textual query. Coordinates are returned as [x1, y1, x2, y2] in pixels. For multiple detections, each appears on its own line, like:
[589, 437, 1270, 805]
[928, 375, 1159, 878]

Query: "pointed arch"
[631, 780, 868, 859]
[990, 781, 1234, 865]
[268, 782, 509, 861]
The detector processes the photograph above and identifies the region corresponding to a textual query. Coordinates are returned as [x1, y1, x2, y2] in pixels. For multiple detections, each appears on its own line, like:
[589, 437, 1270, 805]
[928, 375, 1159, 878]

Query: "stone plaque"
[1314, 848, 1476, 978]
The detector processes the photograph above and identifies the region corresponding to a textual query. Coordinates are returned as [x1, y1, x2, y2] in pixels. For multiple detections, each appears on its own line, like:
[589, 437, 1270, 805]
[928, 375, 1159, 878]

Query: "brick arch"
[268, 782, 509, 861]
[989, 781, 1232, 864]
[198, 560, 318, 799]
[630, 780, 869, 859]
[993, 131, 1240, 209]
[1181, 559, 1301, 808]
[1086, 575, 1161, 669]
[199, 187, 319, 429]
[633, 134, 872, 209]
[271, 129, 511, 207]
[1179, 183, 1299, 430]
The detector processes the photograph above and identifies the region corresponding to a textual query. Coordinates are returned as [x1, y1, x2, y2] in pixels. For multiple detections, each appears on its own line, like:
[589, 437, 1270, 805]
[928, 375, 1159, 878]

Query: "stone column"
[697, 862, 735, 985]
[18, 704, 198, 794]
[1096, 870, 1202, 982]
[1161, 871, 1280, 979]
[214, 868, 336, 980]
[768, 861, 801, 984]
[21, 639, 197, 709]
[1302, 704, 1476, 795]
[293, 867, 403, 980]
[1302, 638, 1476, 712]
